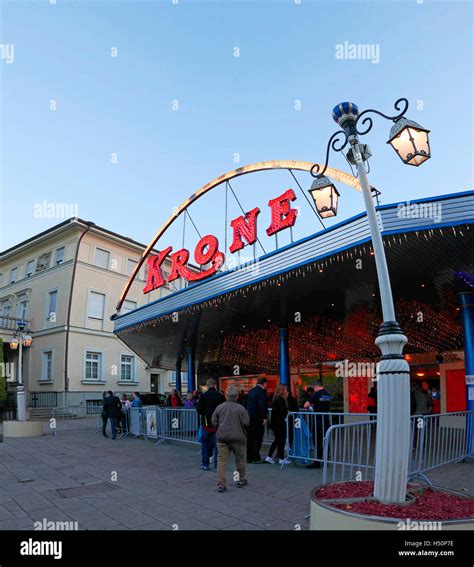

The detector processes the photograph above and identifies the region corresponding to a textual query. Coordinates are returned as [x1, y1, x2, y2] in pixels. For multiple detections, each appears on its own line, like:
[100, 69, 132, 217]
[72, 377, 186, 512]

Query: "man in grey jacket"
[211, 385, 250, 493]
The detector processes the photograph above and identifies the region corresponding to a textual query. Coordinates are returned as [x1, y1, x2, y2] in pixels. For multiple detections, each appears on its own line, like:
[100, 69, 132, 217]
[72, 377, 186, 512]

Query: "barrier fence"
[47, 405, 474, 484]
[50, 405, 102, 435]
[319, 410, 474, 485]
[121, 407, 274, 444]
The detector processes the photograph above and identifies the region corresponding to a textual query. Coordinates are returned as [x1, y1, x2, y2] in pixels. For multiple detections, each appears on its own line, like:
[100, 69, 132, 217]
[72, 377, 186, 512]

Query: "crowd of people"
[101, 391, 142, 439]
[101, 376, 443, 491]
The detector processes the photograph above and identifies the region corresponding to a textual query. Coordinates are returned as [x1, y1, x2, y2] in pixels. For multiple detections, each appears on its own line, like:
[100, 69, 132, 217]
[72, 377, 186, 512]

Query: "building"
[0, 218, 185, 412]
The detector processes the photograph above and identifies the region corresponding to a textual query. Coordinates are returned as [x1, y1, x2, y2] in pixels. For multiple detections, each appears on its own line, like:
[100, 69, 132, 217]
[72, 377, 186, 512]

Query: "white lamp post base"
[16, 385, 27, 422]
[373, 321, 411, 503]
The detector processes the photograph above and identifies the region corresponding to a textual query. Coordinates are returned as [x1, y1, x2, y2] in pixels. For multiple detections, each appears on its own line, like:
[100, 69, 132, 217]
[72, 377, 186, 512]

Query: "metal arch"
[115, 159, 361, 313]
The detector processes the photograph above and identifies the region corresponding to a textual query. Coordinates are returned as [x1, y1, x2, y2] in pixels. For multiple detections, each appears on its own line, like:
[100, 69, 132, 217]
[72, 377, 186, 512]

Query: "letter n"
[143, 246, 172, 293]
[229, 207, 260, 253]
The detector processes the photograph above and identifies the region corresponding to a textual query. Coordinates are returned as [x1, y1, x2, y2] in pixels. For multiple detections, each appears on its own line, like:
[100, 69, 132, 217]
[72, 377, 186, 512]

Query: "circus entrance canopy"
[112, 157, 473, 407]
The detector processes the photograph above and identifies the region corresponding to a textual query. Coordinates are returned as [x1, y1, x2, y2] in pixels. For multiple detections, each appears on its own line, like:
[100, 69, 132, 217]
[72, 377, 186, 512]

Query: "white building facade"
[0, 218, 181, 411]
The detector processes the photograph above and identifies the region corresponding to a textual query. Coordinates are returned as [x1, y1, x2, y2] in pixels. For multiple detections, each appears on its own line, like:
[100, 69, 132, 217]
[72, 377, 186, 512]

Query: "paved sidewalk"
[0, 429, 472, 531]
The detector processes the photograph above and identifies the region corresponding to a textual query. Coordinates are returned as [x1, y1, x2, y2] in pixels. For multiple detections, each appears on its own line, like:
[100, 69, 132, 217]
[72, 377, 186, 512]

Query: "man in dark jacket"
[304, 380, 332, 468]
[103, 391, 123, 440]
[196, 379, 225, 470]
[246, 377, 268, 463]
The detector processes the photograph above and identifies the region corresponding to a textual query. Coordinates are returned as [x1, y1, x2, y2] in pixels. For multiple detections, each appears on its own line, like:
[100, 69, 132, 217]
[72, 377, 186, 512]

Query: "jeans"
[201, 429, 217, 468]
[216, 441, 247, 487]
[110, 416, 120, 439]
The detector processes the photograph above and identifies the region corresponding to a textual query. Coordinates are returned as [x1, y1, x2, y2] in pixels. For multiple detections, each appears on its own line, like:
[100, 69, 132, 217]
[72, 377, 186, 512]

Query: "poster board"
[145, 408, 158, 438]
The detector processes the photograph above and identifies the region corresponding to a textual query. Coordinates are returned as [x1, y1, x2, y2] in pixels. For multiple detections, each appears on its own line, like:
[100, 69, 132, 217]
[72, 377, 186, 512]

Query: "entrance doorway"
[150, 373, 160, 394]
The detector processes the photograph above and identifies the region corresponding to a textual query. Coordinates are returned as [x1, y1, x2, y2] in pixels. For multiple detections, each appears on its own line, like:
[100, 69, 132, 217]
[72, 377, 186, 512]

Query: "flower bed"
[314, 481, 474, 521]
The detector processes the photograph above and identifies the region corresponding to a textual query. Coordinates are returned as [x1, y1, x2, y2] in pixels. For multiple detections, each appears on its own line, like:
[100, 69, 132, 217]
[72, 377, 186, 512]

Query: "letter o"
[194, 235, 219, 265]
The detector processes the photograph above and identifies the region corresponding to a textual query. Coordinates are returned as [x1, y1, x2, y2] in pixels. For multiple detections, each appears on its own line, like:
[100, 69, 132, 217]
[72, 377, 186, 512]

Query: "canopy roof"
[114, 191, 474, 375]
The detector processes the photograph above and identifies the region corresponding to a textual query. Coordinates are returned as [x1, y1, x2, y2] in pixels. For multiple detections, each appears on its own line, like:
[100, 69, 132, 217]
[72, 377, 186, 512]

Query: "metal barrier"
[286, 411, 369, 465]
[157, 407, 199, 444]
[319, 411, 474, 485]
[50, 405, 102, 435]
[410, 411, 474, 474]
[120, 406, 161, 440]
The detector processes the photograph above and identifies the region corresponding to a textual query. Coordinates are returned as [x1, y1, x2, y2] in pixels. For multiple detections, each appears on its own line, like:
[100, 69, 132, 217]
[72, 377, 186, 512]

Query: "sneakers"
[265, 456, 276, 464]
[200, 465, 210, 471]
[217, 483, 226, 493]
[236, 479, 248, 488]
[279, 458, 291, 465]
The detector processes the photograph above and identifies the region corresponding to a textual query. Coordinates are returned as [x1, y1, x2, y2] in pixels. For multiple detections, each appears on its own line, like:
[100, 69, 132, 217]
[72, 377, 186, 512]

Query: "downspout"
[64, 222, 94, 398]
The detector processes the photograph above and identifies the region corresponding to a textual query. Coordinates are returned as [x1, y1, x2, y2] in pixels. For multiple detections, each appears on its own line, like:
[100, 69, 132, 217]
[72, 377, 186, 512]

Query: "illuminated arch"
[115, 160, 361, 312]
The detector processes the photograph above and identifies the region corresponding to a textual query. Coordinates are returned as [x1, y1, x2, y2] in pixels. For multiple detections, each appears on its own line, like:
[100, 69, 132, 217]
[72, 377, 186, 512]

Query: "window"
[85, 351, 102, 381]
[36, 252, 51, 272]
[94, 248, 110, 269]
[42, 351, 53, 381]
[126, 258, 138, 276]
[123, 299, 137, 314]
[26, 260, 35, 277]
[55, 247, 65, 265]
[120, 355, 134, 381]
[87, 291, 105, 320]
[2, 301, 11, 320]
[17, 299, 28, 320]
[10, 267, 17, 283]
[47, 290, 58, 321]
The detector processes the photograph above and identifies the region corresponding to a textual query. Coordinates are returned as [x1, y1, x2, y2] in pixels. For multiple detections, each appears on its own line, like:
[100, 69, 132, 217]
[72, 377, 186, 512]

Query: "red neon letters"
[266, 189, 297, 236]
[143, 189, 299, 293]
[229, 207, 260, 253]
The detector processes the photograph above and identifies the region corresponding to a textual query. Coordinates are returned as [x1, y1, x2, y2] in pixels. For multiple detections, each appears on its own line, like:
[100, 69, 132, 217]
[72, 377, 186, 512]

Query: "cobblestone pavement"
[0, 428, 472, 531]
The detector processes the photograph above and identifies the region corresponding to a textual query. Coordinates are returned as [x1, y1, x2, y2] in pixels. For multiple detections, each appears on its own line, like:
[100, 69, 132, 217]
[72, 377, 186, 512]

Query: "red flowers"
[316, 481, 474, 520]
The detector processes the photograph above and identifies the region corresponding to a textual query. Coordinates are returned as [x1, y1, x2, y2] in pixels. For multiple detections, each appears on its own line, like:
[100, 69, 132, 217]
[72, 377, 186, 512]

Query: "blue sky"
[1, 0, 472, 257]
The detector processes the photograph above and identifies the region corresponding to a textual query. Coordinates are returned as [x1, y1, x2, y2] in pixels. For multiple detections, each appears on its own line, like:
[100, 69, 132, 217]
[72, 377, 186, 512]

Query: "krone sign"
[143, 189, 298, 293]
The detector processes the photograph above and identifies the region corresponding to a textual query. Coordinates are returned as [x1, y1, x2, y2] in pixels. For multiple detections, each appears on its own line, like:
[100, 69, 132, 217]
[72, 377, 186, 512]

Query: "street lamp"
[387, 117, 431, 166]
[308, 98, 431, 504]
[308, 176, 340, 218]
[9, 321, 33, 421]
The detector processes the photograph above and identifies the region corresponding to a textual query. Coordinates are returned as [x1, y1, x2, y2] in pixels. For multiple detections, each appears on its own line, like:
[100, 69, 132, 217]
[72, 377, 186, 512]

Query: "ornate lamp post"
[9, 321, 33, 421]
[307, 99, 431, 503]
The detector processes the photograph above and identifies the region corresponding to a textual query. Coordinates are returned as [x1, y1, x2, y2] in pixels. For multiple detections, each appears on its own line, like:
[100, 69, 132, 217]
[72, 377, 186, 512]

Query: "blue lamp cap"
[332, 102, 359, 126]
